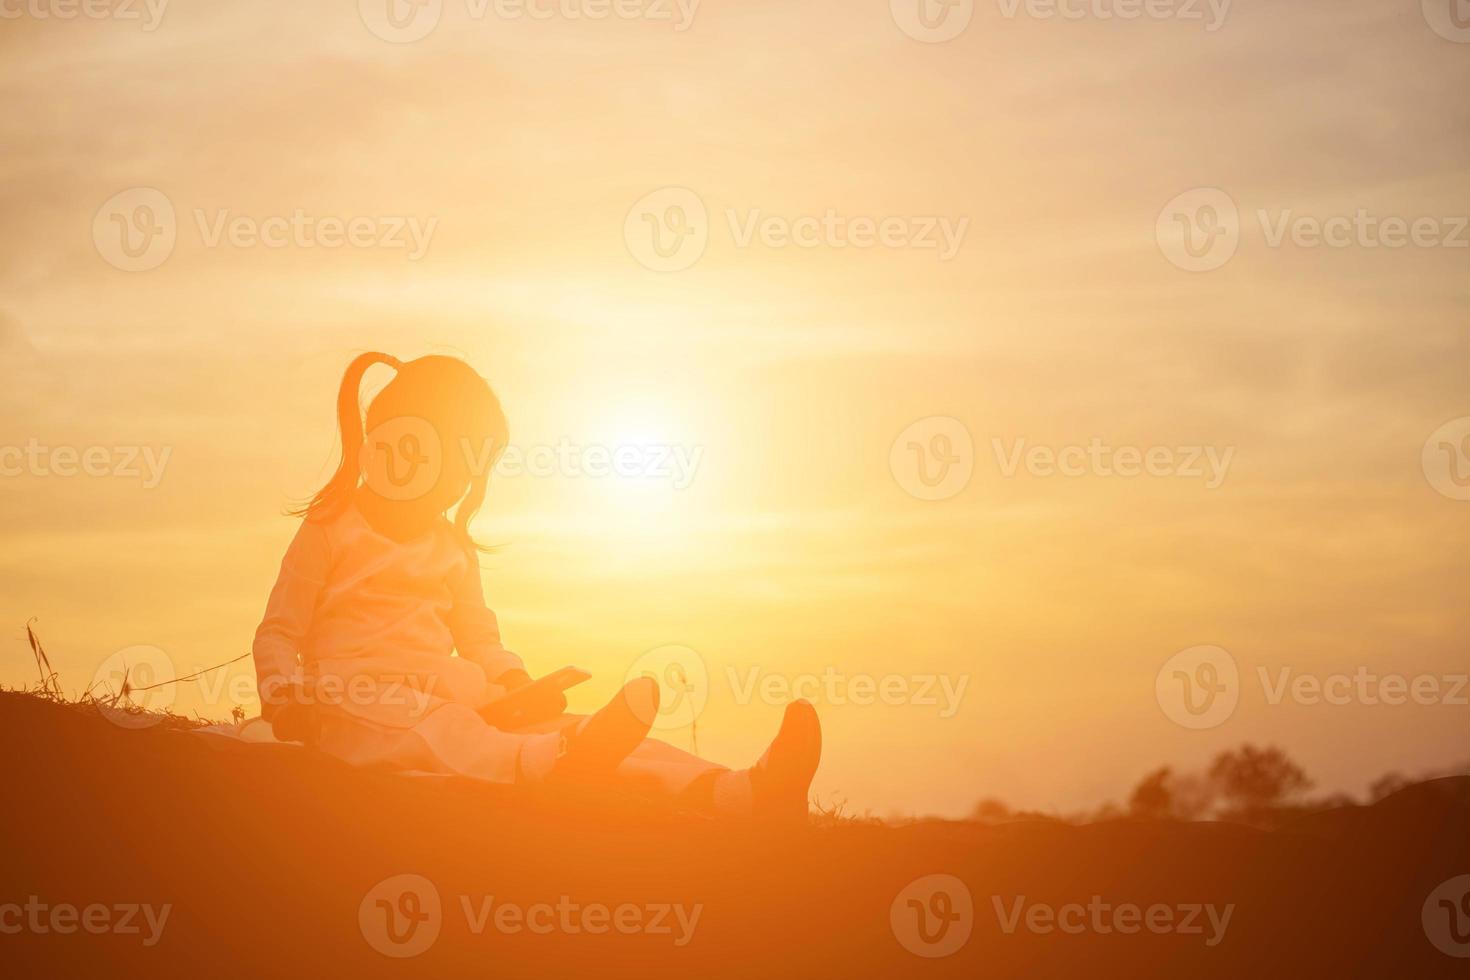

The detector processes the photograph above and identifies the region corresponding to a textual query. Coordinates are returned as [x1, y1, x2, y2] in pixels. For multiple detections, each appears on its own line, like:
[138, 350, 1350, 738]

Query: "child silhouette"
[253, 353, 820, 821]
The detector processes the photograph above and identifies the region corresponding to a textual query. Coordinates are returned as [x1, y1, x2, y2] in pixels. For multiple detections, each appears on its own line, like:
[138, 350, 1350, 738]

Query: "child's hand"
[496, 668, 533, 690]
[261, 676, 321, 744]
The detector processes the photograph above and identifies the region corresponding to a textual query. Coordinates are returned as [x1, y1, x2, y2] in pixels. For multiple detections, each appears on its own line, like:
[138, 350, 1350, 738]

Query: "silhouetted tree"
[1369, 772, 1410, 802]
[1127, 767, 1216, 820]
[970, 798, 1012, 823]
[1129, 767, 1174, 819]
[1208, 744, 1310, 816]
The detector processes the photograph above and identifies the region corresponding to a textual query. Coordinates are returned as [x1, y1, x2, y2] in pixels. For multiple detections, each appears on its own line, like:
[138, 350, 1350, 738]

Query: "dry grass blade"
[11, 625, 249, 731]
[25, 618, 60, 696]
[8, 621, 218, 732]
[113, 663, 131, 707]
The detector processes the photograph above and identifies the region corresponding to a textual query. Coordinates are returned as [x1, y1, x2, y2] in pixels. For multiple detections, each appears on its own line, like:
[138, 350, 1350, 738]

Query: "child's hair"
[293, 352, 509, 550]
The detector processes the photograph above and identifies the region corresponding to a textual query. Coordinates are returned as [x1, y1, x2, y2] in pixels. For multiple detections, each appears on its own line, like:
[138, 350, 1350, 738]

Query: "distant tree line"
[967, 744, 1469, 828]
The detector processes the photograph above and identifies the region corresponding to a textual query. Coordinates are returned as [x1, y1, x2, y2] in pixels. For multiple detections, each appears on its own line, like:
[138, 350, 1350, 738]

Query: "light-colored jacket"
[251, 504, 559, 783]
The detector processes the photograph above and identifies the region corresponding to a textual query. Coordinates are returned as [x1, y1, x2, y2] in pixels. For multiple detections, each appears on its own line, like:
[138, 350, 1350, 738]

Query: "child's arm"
[252, 520, 331, 722]
[445, 555, 527, 687]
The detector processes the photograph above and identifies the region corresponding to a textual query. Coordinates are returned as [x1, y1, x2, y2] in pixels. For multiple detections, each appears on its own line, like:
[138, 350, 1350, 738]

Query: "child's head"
[298, 352, 509, 547]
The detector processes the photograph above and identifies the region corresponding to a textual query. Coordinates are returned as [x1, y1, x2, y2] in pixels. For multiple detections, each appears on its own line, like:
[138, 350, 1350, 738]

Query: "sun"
[549, 397, 692, 523]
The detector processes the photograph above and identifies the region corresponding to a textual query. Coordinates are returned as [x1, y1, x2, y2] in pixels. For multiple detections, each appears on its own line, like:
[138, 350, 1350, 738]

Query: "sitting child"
[252, 352, 820, 822]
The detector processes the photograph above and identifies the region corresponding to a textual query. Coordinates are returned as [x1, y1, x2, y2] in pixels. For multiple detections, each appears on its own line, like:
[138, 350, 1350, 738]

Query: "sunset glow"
[2, 0, 1467, 824]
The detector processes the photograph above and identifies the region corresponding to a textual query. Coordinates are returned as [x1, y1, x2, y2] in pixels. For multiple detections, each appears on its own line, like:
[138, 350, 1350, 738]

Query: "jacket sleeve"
[446, 552, 526, 683]
[252, 520, 331, 715]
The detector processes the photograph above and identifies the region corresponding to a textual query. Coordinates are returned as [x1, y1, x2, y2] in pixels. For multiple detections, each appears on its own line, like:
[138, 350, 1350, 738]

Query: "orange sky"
[1, 0, 1467, 817]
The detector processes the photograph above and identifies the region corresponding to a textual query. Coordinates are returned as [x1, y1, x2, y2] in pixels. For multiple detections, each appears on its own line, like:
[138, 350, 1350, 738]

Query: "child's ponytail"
[291, 351, 401, 521]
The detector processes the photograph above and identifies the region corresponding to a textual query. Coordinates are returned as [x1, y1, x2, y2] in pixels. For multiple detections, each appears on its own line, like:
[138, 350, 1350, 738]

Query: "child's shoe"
[554, 677, 659, 779]
[750, 700, 821, 824]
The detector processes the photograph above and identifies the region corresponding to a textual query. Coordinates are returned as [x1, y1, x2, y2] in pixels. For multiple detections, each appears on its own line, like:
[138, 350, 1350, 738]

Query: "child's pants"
[313, 701, 753, 812]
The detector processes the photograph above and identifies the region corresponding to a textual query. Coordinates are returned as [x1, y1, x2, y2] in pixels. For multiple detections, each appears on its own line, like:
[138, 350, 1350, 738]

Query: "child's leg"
[612, 701, 823, 822]
[315, 679, 660, 785]
[613, 737, 733, 805]
[553, 677, 661, 780]
[317, 703, 562, 784]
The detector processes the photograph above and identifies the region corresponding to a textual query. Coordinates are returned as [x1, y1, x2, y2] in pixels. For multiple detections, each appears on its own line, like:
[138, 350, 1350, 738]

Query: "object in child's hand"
[269, 679, 321, 744]
[479, 667, 591, 729]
